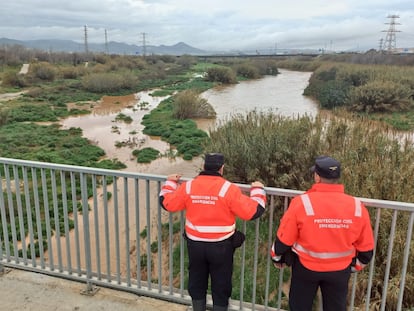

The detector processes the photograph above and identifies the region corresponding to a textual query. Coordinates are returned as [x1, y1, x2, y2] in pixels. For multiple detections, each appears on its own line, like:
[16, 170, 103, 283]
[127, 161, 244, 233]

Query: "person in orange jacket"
[270, 155, 375, 311]
[159, 153, 267, 311]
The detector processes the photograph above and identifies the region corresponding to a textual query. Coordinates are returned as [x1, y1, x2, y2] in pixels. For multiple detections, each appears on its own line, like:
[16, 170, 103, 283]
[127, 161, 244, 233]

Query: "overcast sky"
[1, 0, 414, 52]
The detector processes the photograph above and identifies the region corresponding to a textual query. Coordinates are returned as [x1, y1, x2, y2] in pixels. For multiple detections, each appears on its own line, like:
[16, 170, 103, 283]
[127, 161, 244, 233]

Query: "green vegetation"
[114, 112, 133, 123]
[205, 66, 237, 84]
[0, 123, 104, 166]
[141, 96, 210, 160]
[303, 63, 414, 115]
[172, 89, 216, 120]
[132, 147, 160, 163]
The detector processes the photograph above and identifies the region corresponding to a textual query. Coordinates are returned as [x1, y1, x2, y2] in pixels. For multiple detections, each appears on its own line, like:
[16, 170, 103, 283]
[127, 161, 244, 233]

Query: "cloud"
[0, 0, 413, 52]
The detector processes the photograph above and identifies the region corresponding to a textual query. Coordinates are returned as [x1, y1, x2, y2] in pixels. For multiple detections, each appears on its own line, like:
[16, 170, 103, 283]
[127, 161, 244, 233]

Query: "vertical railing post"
[134, 178, 141, 288]
[365, 207, 381, 311]
[380, 210, 398, 311]
[157, 181, 163, 293]
[264, 196, 275, 309]
[145, 179, 152, 290]
[80, 172, 98, 295]
[396, 211, 414, 311]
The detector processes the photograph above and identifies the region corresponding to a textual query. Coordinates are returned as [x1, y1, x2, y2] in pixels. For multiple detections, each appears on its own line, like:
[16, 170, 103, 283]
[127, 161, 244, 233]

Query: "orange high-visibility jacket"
[160, 175, 266, 242]
[277, 183, 374, 272]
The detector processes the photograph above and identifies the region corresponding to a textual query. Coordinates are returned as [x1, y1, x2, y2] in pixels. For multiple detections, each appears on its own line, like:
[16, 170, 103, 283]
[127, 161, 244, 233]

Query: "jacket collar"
[199, 170, 222, 176]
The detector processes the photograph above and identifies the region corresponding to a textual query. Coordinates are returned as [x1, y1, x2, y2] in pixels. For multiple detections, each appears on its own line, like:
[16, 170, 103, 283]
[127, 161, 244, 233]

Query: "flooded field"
[51, 70, 318, 274]
[60, 69, 317, 177]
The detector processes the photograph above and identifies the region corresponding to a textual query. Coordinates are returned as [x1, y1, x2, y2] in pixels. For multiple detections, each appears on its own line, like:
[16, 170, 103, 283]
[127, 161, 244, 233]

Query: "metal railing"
[0, 157, 413, 310]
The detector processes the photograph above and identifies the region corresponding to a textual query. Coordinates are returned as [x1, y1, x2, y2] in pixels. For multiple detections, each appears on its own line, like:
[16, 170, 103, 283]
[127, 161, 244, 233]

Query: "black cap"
[204, 153, 224, 171]
[311, 156, 341, 179]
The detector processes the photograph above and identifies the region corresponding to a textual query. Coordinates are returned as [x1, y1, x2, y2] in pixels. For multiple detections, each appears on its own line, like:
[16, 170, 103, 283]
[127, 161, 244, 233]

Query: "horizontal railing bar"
[0, 157, 166, 181]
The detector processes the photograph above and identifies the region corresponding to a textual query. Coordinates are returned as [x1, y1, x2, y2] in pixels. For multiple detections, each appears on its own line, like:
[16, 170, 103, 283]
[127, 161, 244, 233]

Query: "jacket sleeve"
[159, 180, 187, 212]
[354, 204, 375, 249]
[270, 236, 291, 259]
[249, 185, 266, 220]
[228, 184, 266, 220]
[353, 203, 375, 261]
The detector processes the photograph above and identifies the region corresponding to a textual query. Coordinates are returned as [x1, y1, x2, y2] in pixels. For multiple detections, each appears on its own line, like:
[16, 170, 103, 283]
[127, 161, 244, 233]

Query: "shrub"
[176, 55, 196, 69]
[251, 59, 280, 75]
[8, 104, 61, 122]
[317, 80, 352, 109]
[205, 111, 318, 189]
[60, 67, 79, 79]
[205, 67, 237, 84]
[82, 72, 138, 93]
[312, 65, 338, 81]
[114, 113, 133, 123]
[172, 89, 216, 119]
[234, 63, 261, 79]
[30, 62, 56, 81]
[132, 147, 160, 163]
[349, 81, 413, 113]
[2, 70, 26, 87]
[336, 66, 372, 87]
[304, 64, 339, 98]
[0, 108, 10, 126]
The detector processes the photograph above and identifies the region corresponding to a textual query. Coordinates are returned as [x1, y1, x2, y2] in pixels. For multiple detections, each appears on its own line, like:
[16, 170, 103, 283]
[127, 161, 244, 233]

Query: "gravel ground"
[0, 268, 188, 311]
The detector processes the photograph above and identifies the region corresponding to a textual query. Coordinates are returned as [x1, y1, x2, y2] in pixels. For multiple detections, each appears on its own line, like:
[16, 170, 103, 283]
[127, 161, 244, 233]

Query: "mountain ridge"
[0, 37, 209, 55]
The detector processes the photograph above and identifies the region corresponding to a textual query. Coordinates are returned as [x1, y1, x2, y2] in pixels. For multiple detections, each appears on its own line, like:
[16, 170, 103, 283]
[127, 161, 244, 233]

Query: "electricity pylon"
[382, 15, 401, 54]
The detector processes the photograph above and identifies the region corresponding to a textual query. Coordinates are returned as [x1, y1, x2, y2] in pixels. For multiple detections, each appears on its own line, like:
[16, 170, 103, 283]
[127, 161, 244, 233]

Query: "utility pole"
[105, 29, 109, 54]
[382, 15, 401, 54]
[141, 32, 147, 57]
[84, 25, 89, 54]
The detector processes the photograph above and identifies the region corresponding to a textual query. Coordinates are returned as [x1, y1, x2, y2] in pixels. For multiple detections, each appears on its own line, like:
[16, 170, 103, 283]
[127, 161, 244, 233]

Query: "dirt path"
[19, 63, 30, 75]
[0, 63, 29, 102]
[0, 91, 26, 101]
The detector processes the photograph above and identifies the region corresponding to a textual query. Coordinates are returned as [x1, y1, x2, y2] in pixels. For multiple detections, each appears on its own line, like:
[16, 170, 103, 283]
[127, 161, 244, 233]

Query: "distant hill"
[0, 38, 209, 56]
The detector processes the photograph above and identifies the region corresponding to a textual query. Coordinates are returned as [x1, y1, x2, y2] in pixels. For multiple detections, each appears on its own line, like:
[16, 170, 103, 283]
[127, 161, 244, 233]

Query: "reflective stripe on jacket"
[184, 179, 236, 241]
[277, 183, 374, 272]
[160, 174, 266, 242]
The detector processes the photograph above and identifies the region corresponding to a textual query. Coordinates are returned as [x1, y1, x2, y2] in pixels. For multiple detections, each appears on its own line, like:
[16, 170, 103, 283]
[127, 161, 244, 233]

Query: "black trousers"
[289, 256, 351, 311]
[186, 237, 234, 307]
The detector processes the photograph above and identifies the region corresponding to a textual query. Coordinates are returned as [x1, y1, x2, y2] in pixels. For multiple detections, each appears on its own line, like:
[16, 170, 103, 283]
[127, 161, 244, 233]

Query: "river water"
[199, 69, 317, 128]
